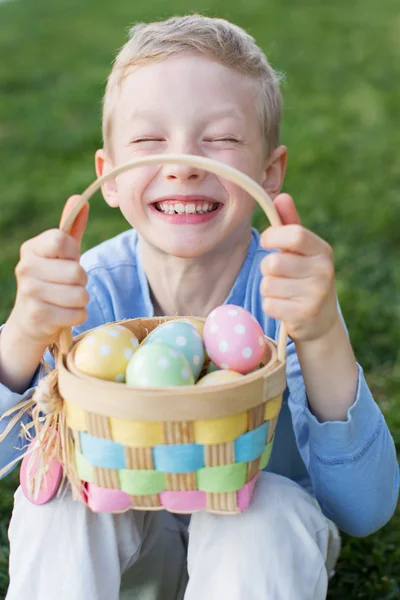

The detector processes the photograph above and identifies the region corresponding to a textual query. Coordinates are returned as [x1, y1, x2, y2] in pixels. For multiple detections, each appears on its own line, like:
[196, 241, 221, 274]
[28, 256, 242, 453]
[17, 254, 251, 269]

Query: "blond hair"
[102, 15, 283, 157]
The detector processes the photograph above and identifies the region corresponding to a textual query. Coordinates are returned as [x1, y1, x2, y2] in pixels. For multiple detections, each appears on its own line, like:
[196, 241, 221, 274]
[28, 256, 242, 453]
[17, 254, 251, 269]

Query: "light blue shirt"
[0, 228, 398, 536]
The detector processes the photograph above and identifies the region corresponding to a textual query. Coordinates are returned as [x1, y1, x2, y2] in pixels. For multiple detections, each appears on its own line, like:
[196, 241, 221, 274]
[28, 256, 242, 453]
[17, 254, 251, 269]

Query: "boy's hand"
[260, 193, 340, 343]
[9, 195, 90, 347]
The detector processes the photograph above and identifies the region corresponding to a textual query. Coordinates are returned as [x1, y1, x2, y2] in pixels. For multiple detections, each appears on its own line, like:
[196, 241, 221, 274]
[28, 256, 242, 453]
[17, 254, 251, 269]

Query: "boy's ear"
[261, 145, 288, 199]
[95, 149, 119, 207]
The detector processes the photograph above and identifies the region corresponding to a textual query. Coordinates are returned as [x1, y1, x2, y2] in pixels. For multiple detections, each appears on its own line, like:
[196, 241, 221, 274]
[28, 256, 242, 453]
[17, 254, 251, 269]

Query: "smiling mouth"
[153, 200, 220, 215]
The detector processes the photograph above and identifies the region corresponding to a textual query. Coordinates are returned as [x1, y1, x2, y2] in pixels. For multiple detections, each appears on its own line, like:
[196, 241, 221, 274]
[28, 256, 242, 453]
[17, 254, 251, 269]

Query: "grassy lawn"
[0, 0, 399, 597]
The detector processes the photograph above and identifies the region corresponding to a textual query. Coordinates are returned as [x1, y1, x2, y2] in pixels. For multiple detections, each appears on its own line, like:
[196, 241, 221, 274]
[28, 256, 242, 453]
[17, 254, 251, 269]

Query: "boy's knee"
[190, 472, 327, 546]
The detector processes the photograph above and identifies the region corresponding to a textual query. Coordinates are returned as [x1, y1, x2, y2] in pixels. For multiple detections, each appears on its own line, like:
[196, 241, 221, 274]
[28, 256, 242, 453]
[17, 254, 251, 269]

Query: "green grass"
[0, 0, 399, 597]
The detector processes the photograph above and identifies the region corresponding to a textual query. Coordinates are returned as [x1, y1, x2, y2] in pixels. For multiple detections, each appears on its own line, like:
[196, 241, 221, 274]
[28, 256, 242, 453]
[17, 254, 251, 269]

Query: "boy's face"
[97, 53, 284, 259]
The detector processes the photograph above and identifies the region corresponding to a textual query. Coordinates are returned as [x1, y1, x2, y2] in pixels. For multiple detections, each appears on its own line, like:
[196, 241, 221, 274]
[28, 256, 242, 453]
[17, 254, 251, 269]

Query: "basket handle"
[58, 154, 287, 362]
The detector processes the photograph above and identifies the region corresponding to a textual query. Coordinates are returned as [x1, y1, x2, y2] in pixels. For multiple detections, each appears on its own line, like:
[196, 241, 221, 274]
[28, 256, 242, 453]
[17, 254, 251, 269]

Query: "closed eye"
[205, 137, 241, 143]
[131, 138, 165, 143]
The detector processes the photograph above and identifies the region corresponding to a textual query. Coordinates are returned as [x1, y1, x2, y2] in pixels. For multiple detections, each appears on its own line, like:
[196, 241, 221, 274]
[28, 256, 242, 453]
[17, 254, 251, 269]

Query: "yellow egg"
[196, 370, 244, 387]
[74, 324, 139, 382]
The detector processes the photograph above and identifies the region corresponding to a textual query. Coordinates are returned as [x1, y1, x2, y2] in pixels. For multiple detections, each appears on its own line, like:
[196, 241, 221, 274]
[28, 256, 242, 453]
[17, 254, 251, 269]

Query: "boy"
[0, 14, 398, 600]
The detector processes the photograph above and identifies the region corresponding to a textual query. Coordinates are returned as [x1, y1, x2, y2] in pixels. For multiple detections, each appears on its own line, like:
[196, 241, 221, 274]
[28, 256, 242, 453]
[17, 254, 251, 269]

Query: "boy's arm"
[285, 336, 399, 536]
[295, 316, 358, 423]
[261, 194, 399, 535]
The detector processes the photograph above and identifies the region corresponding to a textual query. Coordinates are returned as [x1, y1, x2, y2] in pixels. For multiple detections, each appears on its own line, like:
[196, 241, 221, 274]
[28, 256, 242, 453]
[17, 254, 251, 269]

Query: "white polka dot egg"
[197, 369, 244, 386]
[74, 324, 139, 382]
[126, 343, 195, 387]
[142, 320, 205, 379]
[203, 305, 266, 374]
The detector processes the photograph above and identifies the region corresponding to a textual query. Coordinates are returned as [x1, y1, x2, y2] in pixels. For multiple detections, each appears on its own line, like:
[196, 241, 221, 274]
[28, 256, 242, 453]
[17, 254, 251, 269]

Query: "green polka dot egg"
[142, 320, 205, 379]
[74, 324, 139, 382]
[126, 343, 195, 387]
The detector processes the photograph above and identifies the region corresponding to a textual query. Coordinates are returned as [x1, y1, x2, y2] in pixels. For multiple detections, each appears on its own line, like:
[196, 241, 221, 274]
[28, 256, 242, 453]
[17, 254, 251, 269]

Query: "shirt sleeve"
[285, 336, 399, 536]
[0, 276, 109, 477]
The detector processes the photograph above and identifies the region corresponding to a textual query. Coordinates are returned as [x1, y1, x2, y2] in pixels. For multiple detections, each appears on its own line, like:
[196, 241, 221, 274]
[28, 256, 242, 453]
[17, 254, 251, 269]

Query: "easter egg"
[126, 343, 195, 387]
[206, 361, 219, 374]
[173, 317, 204, 338]
[203, 305, 266, 374]
[174, 317, 210, 361]
[197, 370, 244, 387]
[74, 324, 139, 382]
[20, 437, 63, 505]
[143, 321, 205, 379]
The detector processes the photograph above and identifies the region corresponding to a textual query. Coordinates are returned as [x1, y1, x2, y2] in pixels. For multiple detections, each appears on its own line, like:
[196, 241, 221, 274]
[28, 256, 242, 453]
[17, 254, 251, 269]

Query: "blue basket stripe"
[80, 432, 125, 469]
[234, 422, 269, 463]
[153, 443, 204, 473]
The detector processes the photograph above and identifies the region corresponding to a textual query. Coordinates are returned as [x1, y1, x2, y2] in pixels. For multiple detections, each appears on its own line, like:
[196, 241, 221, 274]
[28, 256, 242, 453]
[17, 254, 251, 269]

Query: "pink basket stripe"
[237, 473, 259, 511]
[160, 490, 206, 512]
[86, 483, 132, 513]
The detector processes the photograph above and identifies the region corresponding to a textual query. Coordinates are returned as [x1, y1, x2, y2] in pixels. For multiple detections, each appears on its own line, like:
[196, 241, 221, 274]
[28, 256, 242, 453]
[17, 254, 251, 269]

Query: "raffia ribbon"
[0, 358, 83, 501]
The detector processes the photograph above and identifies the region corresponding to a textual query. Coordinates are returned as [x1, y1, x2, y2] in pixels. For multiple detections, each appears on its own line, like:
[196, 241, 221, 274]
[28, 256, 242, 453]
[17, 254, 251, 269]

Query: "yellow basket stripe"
[194, 412, 247, 444]
[264, 395, 282, 421]
[109, 418, 164, 447]
[65, 401, 87, 432]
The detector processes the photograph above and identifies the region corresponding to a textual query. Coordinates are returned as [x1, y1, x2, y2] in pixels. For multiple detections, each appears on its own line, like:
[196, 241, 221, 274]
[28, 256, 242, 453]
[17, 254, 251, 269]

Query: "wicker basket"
[20, 154, 288, 515]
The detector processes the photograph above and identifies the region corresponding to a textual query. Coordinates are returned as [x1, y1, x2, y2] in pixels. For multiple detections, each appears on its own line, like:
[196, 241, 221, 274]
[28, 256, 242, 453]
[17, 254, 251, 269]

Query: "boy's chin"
[160, 244, 211, 259]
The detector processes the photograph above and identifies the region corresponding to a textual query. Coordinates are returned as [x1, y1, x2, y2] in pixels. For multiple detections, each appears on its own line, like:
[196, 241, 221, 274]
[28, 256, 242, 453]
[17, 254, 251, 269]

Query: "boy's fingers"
[22, 229, 81, 261]
[260, 252, 315, 278]
[273, 193, 301, 226]
[60, 195, 89, 248]
[260, 225, 330, 256]
[21, 256, 88, 286]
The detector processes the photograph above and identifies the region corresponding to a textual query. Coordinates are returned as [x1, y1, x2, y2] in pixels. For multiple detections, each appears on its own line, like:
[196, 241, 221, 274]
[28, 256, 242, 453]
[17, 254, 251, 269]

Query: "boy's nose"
[163, 161, 206, 183]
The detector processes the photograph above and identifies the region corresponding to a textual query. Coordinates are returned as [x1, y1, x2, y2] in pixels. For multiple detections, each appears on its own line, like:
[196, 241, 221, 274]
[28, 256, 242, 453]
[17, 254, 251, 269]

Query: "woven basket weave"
[21, 154, 288, 515]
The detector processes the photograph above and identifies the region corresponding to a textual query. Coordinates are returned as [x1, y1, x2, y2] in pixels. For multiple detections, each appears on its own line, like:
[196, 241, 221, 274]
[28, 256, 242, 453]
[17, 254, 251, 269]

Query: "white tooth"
[202, 202, 209, 212]
[175, 203, 185, 214]
[196, 205, 202, 213]
[186, 203, 196, 214]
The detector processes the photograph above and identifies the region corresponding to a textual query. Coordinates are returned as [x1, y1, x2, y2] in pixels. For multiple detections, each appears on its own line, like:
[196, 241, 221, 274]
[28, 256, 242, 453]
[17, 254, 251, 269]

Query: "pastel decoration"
[153, 443, 204, 473]
[264, 395, 283, 420]
[237, 474, 259, 511]
[65, 400, 87, 432]
[80, 432, 125, 469]
[126, 343, 195, 388]
[259, 440, 274, 470]
[86, 483, 132, 513]
[20, 438, 63, 505]
[174, 317, 209, 361]
[196, 369, 243, 387]
[119, 469, 166, 495]
[197, 462, 247, 493]
[110, 418, 164, 447]
[142, 321, 205, 379]
[75, 450, 95, 483]
[206, 361, 219, 374]
[203, 304, 266, 374]
[74, 324, 139, 382]
[194, 412, 247, 445]
[234, 422, 269, 463]
[160, 489, 206, 512]
[173, 317, 204, 338]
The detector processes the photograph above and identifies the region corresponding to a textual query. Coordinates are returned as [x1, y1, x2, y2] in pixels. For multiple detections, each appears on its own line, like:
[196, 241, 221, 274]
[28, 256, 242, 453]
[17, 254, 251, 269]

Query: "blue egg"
[143, 320, 205, 379]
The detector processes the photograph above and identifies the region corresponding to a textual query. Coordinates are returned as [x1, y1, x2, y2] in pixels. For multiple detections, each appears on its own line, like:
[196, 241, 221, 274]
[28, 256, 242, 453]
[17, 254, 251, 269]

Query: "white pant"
[7, 472, 341, 600]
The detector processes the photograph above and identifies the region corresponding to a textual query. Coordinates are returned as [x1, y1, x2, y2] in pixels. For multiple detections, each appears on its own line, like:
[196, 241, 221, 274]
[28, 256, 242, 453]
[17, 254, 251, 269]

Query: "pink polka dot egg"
[203, 305, 266, 374]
